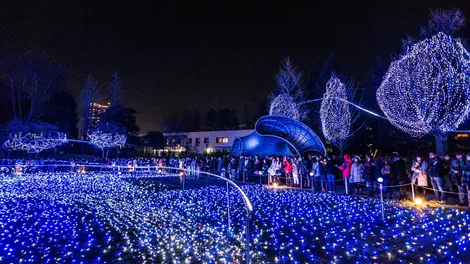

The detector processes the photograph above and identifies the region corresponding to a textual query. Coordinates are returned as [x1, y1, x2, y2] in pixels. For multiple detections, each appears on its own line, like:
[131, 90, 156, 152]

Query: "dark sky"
[1, 0, 469, 133]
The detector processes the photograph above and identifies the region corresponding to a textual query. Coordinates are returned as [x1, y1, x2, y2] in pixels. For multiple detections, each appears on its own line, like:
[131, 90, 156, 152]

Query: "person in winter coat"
[363, 155, 375, 197]
[349, 156, 364, 194]
[292, 158, 299, 186]
[451, 153, 466, 206]
[325, 156, 337, 192]
[427, 151, 446, 204]
[299, 157, 307, 187]
[381, 158, 392, 198]
[392, 153, 408, 199]
[268, 156, 281, 183]
[442, 154, 453, 192]
[337, 154, 353, 193]
[283, 157, 293, 186]
[337, 154, 353, 178]
[411, 155, 428, 200]
[237, 156, 245, 181]
[229, 158, 237, 180]
[244, 157, 254, 181]
[461, 154, 470, 208]
[311, 156, 321, 191]
[262, 158, 269, 184]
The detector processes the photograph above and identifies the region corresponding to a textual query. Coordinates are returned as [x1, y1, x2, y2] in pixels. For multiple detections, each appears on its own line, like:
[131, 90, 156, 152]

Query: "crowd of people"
[2, 150, 470, 208]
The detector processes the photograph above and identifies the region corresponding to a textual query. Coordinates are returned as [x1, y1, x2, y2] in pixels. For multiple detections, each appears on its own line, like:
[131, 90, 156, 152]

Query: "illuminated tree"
[269, 94, 301, 120]
[269, 57, 305, 120]
[320, 74, 361, 155]
[88, 122, 126, 159]
[377, 32, 470, 154]
[2, 132, 67, 154]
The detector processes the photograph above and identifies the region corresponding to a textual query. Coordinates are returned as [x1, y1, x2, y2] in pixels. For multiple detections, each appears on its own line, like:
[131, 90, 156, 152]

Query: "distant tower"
[88, 102, 110, 130]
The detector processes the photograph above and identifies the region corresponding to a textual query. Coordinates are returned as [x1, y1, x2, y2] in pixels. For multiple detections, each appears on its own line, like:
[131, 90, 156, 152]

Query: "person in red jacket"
[337, 154, 353, 193]
[337, 154, 353, 178]
[283, 157, 293, 186]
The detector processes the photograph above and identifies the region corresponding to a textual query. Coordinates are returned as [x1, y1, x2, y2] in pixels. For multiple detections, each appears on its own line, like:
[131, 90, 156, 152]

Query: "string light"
[320, 74, 351, 143]
[87, 130, 126, 150]
[269, 93, 301, 120]
[0, 166, 468, 263]
[269, 57, 304, 120]
[2, 132, 67, 153]
[377, 32, 470, 137]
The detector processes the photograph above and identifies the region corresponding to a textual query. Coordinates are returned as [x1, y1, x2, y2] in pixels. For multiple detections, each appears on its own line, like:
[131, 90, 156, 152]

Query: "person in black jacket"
[325, 156, 337, 192]
[363, 155, 376, 197]
[237, 156, 245, 181]
[392, 153, 408, 199]
[427, 151, 446, 204]
[461, 154, 470, 208]
[452, 153, 467, 206]
[442, 154, 453, 192]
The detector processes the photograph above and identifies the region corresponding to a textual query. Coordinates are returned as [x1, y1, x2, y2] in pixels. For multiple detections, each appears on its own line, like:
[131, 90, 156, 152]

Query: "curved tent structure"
[232, 115, 326, 157]
[231, 132, 294, 157]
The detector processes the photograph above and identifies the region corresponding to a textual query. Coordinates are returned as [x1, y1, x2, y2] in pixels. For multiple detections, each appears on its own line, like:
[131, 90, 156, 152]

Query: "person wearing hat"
[349, 155, 364, 195]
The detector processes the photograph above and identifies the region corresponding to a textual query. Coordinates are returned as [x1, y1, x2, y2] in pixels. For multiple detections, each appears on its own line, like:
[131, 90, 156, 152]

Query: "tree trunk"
[434, 132, 448, 156]
[338, 139, 345, 157]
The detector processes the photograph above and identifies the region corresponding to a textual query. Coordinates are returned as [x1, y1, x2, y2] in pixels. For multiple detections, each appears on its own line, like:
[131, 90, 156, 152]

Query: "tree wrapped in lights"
[377, 33, 470, 154]
[88, 122, 126, 159]
[2, 132, 67, 154]
[269, 57, 305, 120]
[320, 74, 361, 155]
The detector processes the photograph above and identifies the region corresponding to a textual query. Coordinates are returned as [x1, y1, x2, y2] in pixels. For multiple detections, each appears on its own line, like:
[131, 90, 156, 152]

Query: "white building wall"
[164, 129, 253, 154]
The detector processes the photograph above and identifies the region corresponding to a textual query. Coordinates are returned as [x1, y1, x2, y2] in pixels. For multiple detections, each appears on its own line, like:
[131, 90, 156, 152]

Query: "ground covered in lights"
[0, 173, 469, 263]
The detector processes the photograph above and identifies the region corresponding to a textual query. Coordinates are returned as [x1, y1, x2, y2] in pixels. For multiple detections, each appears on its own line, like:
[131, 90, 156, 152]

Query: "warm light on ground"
[414, 198, 423, 206]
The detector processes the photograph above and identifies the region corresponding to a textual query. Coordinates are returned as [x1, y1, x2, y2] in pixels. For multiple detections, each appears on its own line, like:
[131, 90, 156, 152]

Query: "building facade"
[163, 129, 253, 154]
[89, 102, 110, 130]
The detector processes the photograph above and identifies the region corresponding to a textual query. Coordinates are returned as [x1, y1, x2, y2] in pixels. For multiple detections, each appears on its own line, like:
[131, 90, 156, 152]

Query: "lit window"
[216, 137, 229, 143]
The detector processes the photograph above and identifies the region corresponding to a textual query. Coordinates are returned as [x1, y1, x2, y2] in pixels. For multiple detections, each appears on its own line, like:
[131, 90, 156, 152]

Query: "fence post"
[379, 183, 384, 220]
[311, 176, 314, 193]
[344, 177, 349, 194]
[411, 181, 415, 202]
[245, 211, 251, 264]
[227, 181, 231, 230]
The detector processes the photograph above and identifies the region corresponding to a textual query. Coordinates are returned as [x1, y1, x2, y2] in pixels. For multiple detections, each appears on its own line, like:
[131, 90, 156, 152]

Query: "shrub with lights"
[88, 130, 126, 158]
[2, 132, 67, 154]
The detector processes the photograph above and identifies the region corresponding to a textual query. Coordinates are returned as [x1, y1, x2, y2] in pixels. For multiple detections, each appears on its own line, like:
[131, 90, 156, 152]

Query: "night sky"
[1, 0, 469, 133]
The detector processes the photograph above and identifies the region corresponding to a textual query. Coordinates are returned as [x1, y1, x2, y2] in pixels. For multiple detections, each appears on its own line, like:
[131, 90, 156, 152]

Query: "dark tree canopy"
[142, 131, 165, 149]
[102, 104, 139, 136]
[41, 91, 79, 139]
